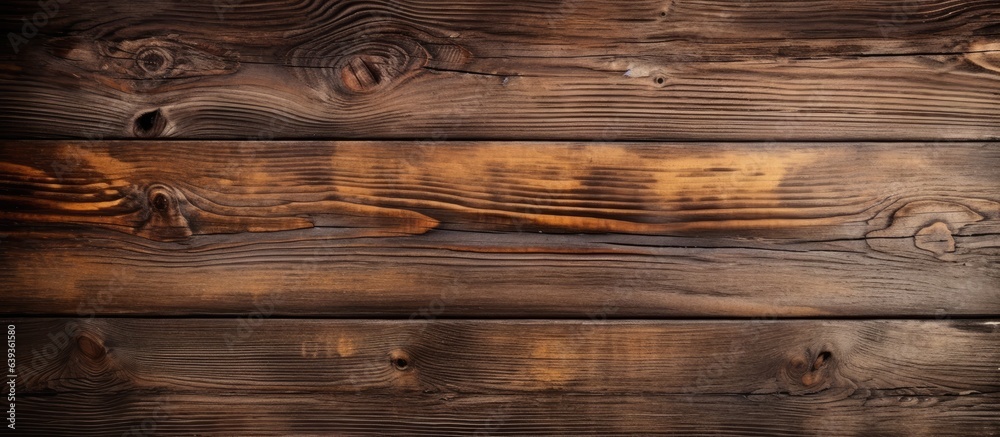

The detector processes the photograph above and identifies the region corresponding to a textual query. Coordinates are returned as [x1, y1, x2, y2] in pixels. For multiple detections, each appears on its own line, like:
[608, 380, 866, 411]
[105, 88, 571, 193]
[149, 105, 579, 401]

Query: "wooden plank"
[7, 318, 1000, 435]
[12, 393, 1000, 436]
[3, 0, 996, 58]
[2, 1, 1000, 140]
[1, 141, 998, 316]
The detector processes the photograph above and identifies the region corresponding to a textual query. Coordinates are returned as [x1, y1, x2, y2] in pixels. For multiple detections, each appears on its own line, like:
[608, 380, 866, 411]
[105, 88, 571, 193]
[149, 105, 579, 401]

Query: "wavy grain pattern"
[1, 0, 1000, 139]
[1, 141, 997, 316]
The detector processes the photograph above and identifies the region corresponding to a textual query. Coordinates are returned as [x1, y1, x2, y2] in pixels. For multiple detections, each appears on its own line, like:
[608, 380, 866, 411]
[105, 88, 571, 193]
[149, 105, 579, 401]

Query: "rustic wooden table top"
[1, 1, 998, 435]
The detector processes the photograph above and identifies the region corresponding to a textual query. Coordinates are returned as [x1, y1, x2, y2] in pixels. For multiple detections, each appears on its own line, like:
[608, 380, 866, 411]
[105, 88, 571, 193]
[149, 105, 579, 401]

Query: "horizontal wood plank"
[7, 318, 1000, 435]
[1, 141, 998, 316]
[13, 393, 1000, 436]
[2, 1, 1000, 139]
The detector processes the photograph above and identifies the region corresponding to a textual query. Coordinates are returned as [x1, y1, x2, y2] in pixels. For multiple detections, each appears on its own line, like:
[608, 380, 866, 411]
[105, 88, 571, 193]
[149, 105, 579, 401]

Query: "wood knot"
[287, 29, 458, 96]
[390, 350, 412, 371]
[120, 38, 236, 81]
[914, 222, 955, 255]
[341, 55, 388, 93]
[49, 36, 238, 91]
[137, 184, 192, 241]
[135, 46, 173, 77]
[133, 108, 166, 137]
[800, 351, 832, 386]
[866, 200, 987, 260]
[151, 191, 169, 212]
[76, 334, 107, 361]
[335, 39, 428, 94]
[63, 330, 133, 391]
[782, 349, 835, 394]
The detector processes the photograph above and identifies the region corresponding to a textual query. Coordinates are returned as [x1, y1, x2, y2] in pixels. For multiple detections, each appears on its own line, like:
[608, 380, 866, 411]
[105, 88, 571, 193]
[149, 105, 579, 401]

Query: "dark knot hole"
[151, 192, 169, 212]
[393, 357, 409, 370]
[134, 109, 165, 137]
[812, 351, 832, 371]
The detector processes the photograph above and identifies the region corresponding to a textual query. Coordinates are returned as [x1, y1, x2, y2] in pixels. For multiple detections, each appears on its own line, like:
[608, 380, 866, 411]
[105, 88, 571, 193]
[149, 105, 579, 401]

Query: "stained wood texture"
[7, 318, 999, 435]
[2, 0, 1000, 140]
[1, 141, 998, 316]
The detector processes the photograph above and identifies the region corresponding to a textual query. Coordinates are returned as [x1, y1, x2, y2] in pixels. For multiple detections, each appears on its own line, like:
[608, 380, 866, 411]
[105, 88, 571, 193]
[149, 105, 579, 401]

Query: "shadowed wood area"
[1, 141, 998, 316]
[2, 0, 1000, 139]
[9, 318, 1000, 435]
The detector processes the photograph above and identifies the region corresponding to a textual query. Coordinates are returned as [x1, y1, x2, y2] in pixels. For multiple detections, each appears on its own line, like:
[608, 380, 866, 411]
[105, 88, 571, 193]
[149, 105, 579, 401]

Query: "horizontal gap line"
[1, 314, 997, 321]
[1, 138, 997, 144]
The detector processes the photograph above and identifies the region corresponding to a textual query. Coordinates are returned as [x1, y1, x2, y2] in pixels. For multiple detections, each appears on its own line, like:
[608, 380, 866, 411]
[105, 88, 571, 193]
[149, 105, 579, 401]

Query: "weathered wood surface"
[2, 0, 1000, 140]
[2, 2, 999, 434]
[17, 393, 998, 436]
[8, 318, 1000, 435]
[2, 141, 998, 316]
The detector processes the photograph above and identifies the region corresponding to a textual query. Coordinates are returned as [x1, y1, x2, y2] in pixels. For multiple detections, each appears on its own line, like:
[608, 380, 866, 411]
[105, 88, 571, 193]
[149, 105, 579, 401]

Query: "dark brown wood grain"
[8, 318, 1000, 435]
[0, 141, 997, 316]
[2, 0, 1000, 140]
[2, 2, 999, 434]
